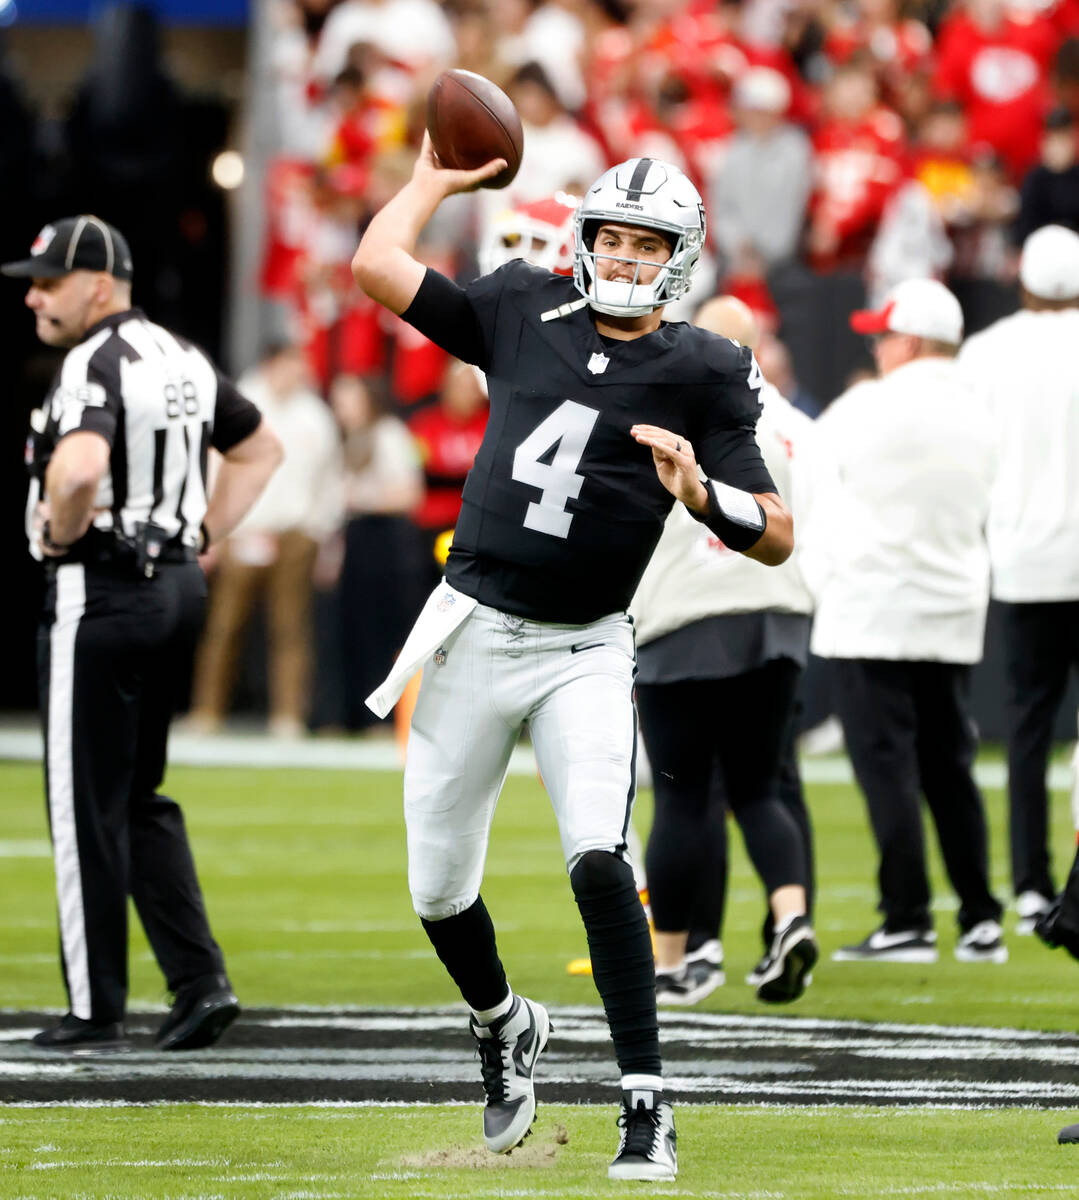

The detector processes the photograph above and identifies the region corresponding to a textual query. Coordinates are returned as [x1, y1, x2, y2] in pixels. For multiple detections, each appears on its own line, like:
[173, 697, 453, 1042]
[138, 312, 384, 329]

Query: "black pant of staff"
[999, 599, 1079, 901]
[38, 558, 230, 1035]
[833, 658, 1001, 934]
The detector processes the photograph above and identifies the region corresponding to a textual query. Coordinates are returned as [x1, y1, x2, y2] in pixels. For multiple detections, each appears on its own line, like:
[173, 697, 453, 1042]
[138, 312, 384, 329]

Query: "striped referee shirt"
[26, 308, 261, 559]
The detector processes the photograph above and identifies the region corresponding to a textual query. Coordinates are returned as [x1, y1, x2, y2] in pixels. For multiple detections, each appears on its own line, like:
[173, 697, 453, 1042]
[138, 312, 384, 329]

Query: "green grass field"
[2, 750, 1079, 1198]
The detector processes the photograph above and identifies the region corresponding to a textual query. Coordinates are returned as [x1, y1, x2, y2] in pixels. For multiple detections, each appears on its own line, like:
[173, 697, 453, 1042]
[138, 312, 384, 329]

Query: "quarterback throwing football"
[352, 134, 793, 1180]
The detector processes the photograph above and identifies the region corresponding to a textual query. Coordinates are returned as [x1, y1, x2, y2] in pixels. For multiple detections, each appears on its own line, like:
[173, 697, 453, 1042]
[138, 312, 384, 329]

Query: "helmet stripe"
[625, 158, 654, 203]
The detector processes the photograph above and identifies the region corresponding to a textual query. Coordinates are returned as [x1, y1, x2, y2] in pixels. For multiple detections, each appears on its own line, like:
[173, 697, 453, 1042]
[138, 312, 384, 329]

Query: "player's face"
[592, 224, 672, 287]
[24, 271, 104, 347]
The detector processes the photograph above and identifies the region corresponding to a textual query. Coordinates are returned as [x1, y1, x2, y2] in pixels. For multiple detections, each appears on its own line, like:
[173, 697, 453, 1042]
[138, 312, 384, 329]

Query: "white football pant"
[404, 601, 638, 920]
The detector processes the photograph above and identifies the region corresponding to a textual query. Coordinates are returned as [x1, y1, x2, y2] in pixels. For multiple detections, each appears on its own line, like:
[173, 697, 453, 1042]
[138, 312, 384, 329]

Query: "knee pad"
[570, 849, 634, 900]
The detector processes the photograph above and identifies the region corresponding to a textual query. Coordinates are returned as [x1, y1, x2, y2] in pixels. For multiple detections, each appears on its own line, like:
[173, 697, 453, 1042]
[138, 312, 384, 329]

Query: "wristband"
[41, 521, 73, 553]
[691, 479, 767, 551]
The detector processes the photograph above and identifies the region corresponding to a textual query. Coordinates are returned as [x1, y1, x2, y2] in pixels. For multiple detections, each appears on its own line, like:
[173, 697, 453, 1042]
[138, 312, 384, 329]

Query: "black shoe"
[755, 915, 818, 1003]
[608, 1088, 678, 1180]
[832, 925, 938, 963]
[1035, 901, 1079, 961]
[156, 974, 240, 1051]
[1059, 1122, 1079, 1144]
[31, 1013, 130, 1054]
[656, 957, 724, 1006]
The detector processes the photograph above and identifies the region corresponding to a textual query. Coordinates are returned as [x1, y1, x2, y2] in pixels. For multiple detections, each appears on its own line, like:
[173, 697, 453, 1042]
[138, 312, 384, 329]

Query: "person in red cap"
[801, 277, 1006, 965]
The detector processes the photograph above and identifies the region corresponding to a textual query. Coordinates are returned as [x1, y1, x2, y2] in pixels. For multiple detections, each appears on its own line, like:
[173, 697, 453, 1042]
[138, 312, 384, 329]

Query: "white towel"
[365, 581, 477, 719]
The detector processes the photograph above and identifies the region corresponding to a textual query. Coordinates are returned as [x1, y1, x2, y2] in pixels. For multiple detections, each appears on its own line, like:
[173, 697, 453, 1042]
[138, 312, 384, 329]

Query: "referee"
[5, 215, 282, 1053]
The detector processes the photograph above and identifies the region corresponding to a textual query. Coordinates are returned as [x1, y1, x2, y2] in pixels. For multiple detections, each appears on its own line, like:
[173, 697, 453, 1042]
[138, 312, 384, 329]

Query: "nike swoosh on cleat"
[515, 1026, 539, 1072]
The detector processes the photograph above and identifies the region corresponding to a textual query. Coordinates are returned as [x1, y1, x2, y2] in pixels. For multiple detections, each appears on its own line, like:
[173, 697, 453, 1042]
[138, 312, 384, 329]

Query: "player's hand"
[414, 131, 507, 197]
[630, 424, 709, 513]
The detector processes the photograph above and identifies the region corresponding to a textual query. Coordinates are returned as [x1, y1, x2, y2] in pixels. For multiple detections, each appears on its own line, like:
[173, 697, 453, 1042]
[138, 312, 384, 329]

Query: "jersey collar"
[77, 307, 144, 345]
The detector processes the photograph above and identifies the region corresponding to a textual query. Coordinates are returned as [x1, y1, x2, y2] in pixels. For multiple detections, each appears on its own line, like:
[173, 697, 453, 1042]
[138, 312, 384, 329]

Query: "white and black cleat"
[609, 1088, 677, 1180]
[470, 994, 550, 1153]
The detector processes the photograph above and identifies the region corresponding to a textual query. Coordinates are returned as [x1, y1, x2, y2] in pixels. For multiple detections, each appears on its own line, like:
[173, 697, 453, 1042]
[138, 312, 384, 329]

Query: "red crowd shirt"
[825, 17, 934, 79]
[933, 9, 1058, 179]
[408, 403, 489, 532]
[810, 108, 907, 265]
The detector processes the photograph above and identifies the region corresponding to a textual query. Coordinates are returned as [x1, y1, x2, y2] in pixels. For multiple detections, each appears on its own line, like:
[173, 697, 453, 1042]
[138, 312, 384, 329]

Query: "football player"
[352, 136, 793, 1181]
[478, 192, 578, 278]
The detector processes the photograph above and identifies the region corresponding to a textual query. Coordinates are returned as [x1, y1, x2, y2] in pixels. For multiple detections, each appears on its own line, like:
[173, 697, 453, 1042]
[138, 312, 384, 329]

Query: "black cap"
[1, 215, 133, 281]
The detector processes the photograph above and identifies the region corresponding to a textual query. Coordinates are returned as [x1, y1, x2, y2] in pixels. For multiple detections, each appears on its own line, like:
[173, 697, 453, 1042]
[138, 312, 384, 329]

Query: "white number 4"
[747, 353, 764, 392]
[512, 400, 599, 538]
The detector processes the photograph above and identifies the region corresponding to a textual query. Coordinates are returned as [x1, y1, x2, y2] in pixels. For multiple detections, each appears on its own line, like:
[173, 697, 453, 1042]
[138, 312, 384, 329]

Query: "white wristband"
[709, 480, 765, 530]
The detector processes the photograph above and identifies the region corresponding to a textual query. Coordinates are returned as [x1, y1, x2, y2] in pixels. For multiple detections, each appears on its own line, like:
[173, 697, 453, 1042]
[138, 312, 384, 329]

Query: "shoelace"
[618, 1100, 660, 1158]
[476, 1034, 510, 1103]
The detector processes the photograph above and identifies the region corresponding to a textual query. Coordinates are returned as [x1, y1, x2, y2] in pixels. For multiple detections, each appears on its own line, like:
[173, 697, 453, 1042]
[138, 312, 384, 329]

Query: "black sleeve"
[401, 268, 487, 367]
[212, 370, 263, 453]
[52, 351, 121, 445]
[700, 425, 777, 495]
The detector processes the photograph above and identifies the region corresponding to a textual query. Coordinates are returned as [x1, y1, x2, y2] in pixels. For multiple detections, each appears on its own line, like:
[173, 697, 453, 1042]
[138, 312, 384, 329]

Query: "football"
[426, 69, 524, 190]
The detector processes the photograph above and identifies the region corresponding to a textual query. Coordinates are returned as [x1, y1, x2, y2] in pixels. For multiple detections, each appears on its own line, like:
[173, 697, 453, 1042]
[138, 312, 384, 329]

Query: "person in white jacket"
[957, 224, 1079, 934]
[803, 278, 1006, 964]
[631, 296, 819, 1005]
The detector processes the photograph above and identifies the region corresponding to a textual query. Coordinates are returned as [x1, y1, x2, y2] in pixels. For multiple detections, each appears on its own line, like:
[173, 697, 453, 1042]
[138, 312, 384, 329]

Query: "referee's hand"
[32, 502, 66, 558]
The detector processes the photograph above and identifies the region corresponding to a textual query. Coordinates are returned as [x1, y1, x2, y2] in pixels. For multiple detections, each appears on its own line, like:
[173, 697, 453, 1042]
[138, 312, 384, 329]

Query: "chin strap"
[540, 296, 591, 322]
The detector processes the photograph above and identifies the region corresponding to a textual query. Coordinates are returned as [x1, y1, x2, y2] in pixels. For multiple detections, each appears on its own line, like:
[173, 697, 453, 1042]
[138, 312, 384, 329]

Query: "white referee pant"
[403, 601, 639, 920]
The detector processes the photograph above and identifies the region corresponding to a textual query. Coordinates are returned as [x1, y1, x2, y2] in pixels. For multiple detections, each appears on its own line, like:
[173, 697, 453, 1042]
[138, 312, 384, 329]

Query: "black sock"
[420, 897, 508, 1012]
[571, 850, 661, 1076]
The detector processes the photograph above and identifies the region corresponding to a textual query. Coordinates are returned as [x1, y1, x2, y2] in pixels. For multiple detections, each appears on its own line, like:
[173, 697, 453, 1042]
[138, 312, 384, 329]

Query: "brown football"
[426, 69, 524, 190]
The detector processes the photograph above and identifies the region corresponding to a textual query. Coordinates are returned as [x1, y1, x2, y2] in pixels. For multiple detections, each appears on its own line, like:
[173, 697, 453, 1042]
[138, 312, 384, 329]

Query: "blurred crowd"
[262, 0, 1079, 373]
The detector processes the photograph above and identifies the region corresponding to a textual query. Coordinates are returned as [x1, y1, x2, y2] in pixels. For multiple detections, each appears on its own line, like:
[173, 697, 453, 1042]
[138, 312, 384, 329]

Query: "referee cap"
[1, 215, 133, 281]
[850, 278, 964, 345]
[1019, 224, 1079, 300]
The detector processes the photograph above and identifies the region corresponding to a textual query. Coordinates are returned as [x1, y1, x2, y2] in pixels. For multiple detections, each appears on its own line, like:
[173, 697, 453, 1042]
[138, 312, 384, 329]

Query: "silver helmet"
[572, 158, 706, 318]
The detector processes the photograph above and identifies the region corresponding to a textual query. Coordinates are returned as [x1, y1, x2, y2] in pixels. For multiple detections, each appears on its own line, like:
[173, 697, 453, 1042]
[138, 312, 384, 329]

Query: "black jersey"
[402, 262, 776, 623]
[25, 308, 261, 560]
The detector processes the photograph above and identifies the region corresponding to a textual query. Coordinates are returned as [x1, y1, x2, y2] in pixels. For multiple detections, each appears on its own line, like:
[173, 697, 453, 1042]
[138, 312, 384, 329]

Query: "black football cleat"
[156, 974, 240, 1051]
[31, 1013, 131, 1054]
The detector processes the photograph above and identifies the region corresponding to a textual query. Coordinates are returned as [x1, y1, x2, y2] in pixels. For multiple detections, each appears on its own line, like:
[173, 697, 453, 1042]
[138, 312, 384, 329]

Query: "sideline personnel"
[633, 295, 819, 1007]
[5, 215, 282, 1053]
[803, 278, 1005, 965]
[352, 143, 792, 1181]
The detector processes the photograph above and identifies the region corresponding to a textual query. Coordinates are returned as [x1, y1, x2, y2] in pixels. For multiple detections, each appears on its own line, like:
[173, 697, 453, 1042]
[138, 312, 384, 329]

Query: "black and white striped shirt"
[26, 308, 261, 558]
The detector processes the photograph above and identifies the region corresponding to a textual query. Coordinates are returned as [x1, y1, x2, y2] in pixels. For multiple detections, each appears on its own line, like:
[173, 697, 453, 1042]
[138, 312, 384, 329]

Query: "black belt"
[52, 528, 198, 569]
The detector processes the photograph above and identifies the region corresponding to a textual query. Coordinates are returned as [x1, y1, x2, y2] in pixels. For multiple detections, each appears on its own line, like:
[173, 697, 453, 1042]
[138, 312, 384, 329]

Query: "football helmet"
[572, 158, 706, 318]
[479, 193, 579, 277]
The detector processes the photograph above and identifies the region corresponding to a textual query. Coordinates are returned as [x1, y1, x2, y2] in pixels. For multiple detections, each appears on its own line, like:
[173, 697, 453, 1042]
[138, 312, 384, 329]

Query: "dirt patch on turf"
[401, 1124, 570, 1170]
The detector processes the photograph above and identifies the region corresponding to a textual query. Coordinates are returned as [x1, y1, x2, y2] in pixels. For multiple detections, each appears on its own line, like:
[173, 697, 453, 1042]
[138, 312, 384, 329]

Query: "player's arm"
[41, 431, 110, 552]
[630, 423, 794, 565]
[351, 132, 506, 315]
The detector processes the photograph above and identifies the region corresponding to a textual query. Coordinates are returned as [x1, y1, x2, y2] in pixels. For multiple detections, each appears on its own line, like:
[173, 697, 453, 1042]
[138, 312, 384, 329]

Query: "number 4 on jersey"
[512, 400, 600, 538]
